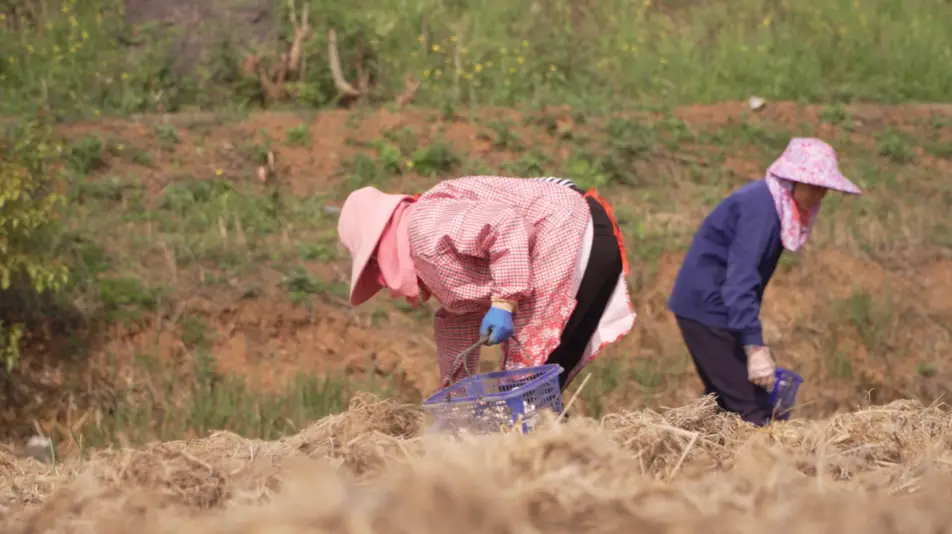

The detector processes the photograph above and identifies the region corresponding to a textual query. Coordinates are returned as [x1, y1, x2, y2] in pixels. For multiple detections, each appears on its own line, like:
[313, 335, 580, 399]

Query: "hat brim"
[345, 214, 391, 306]
[768, 165, 862, 196]
[337, 187, 412, 306]
[350, 257, 383, 306]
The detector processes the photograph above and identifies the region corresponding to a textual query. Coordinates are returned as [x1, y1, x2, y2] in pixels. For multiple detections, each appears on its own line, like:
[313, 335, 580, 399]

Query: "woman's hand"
[745, 345, 776, 389]
[481, 300, 516, 345]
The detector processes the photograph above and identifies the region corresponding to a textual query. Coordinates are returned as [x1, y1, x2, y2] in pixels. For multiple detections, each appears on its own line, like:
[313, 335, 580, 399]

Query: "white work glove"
[745, 345, 776, 390]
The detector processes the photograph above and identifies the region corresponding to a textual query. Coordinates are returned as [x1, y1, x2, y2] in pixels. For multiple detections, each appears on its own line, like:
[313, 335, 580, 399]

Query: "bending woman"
[336, 176, 636, 393]
[667, 138, 862, 426]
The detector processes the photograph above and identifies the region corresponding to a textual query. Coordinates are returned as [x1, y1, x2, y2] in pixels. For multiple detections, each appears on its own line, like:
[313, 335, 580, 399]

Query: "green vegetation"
[0, 122, 70, 371]
[81, 351, 390, 447]
[1, 0, 950, 118]
[0, 0, 950, 452]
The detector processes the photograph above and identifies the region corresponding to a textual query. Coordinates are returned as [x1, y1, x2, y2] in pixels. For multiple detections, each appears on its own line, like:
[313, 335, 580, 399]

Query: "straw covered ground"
[3, 393, 952, 533]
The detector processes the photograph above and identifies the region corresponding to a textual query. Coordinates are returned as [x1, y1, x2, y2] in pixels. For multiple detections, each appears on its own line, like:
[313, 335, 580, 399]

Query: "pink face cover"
[763, 138, 862, 252]
[337, 187, 420, 306]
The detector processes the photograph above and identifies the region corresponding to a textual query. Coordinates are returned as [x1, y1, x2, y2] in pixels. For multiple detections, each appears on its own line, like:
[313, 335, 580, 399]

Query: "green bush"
[0, 122, 70, 370]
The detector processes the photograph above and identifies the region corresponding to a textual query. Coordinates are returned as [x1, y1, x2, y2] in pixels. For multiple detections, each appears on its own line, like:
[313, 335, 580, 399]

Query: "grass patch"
[78, 351, 395, 447]
[1, 0, 951, 116]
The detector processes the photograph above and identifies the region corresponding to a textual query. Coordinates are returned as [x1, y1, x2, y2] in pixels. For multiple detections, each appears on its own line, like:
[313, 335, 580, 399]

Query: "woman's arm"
[721, 206, 778, 346]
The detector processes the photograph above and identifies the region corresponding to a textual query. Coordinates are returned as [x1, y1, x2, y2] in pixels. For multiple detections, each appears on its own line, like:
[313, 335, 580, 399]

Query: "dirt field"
[3, 393, 952, 533]
[5, 100, 952, 448]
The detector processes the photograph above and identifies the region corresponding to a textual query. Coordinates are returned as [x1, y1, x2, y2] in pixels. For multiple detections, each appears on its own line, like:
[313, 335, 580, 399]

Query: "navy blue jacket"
[667, 179, 784, 346]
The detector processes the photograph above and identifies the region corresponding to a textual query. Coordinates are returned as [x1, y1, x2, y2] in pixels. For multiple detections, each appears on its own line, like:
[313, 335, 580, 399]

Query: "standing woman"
[667, 138, 862, 426]
[336, 175, 636, 394]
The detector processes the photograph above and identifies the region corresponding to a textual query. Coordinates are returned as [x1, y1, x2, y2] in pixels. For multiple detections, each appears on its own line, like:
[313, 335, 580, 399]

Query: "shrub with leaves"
[0, 122, 70, 371]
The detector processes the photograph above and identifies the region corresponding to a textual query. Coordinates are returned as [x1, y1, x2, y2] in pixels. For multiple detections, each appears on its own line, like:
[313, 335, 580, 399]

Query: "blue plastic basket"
[769, 367, 804, 421]
[422, 364, 564, 434]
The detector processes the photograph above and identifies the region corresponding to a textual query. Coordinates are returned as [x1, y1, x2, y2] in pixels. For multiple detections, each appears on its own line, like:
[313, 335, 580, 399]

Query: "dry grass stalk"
[3, 394, 952, 533]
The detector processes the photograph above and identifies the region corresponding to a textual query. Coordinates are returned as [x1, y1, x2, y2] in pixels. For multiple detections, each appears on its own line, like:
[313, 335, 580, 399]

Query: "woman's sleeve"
[419, 200, 533, 304]
[721, 206, 777, 347]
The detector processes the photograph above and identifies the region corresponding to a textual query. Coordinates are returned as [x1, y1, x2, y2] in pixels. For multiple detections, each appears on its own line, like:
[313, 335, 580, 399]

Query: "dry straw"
[3, 392, 952, 533]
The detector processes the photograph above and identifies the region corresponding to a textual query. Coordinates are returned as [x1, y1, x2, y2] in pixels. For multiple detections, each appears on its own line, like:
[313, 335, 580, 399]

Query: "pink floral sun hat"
[765, 138, 862, 195]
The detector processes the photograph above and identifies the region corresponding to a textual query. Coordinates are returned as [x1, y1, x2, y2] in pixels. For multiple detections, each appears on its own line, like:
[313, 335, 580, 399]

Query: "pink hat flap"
[337, 186, 413, 305]
[765, 138, 862, 195]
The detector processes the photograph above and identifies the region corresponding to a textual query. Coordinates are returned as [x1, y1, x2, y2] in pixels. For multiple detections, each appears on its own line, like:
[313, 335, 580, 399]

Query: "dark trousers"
[544, 193, 624, 392]
[675, 316, 773, 426]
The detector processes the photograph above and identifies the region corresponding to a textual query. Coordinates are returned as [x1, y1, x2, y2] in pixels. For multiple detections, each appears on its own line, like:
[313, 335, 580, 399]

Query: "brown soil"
[10, 101, 952, 443]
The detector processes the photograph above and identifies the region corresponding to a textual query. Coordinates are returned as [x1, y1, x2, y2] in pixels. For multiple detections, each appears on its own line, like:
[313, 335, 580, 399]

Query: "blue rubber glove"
[480, 306, 514, 345]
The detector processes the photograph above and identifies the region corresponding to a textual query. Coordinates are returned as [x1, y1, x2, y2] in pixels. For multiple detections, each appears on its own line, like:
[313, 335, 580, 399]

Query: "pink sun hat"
[337, 186, 413, 305]
[765, 138, 863, 195]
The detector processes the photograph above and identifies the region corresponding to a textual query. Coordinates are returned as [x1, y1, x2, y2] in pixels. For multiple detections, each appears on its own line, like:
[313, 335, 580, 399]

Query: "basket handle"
[446, 328, 528, 383]
[441, 328, 525, 395]
[443, 332, 491, 390]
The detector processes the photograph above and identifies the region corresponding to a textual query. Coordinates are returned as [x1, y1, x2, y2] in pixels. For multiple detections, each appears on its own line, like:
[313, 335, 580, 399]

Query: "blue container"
[769, 367, 804, 421]
[422, 364, 564, 434]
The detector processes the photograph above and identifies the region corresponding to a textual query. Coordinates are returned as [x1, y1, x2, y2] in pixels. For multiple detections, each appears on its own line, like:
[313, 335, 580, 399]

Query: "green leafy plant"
[0, 123, 70, 370]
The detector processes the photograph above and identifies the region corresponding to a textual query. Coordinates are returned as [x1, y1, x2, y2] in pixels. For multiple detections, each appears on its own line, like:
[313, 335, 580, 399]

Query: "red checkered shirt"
[407, 176, 590, 387]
